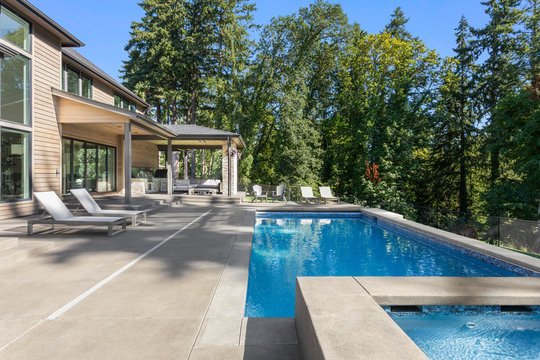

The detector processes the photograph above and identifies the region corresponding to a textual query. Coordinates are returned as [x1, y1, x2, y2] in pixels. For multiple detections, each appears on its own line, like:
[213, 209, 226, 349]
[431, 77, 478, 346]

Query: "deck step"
[177, 195, 242, 205]
[0, 240, 54, 269]
[0, 237, 18, 251]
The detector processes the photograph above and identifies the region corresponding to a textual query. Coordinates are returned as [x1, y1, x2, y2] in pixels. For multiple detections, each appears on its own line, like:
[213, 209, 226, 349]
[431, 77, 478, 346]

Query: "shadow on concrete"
[242, 317, 301, 360]
[5, 205, 252, 279]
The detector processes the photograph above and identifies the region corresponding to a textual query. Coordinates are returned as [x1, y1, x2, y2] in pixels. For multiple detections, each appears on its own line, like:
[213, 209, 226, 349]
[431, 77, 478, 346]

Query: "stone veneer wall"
[221, 143, 238, 196]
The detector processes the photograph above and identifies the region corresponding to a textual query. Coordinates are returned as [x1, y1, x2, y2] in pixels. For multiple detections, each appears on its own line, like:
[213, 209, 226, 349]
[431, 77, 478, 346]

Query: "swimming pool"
[388, 306, 540, 359]
[245, 212, 535, 317]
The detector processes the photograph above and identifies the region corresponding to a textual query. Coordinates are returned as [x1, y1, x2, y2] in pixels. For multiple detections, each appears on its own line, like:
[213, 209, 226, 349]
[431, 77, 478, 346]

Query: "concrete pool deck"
[0, 204, 301, 359]
[1, 200, 540, 359]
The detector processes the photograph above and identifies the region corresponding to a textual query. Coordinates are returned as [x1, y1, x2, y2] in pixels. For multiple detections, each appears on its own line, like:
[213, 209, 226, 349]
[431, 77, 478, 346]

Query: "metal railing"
[348, 196, 540, 257]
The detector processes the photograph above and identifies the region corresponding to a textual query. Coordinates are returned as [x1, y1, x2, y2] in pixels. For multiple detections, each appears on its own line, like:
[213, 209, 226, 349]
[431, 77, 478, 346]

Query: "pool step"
[0, 240, 54, 269]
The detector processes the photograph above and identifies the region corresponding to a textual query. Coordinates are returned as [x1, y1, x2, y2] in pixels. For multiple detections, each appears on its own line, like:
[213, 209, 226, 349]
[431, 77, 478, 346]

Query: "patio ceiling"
[52, 88, 175, 138]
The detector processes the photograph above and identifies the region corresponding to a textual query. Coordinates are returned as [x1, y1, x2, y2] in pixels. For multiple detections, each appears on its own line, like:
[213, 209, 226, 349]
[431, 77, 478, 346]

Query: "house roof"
[7, 0, 83, 47]
[62, 48, 150, 108]
[164, 124, 245, 148]
[165, 124, 239, 137]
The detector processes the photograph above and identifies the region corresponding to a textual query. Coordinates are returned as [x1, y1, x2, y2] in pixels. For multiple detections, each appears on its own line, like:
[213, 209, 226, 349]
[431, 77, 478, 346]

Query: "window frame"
[62, 136, 117, 194]
[114, 92, 137, 113]
[0, 5, 31, 53]
[0, 53, 32, 127]
[0, 125, 32, 203]
[62, 62, 93, 99]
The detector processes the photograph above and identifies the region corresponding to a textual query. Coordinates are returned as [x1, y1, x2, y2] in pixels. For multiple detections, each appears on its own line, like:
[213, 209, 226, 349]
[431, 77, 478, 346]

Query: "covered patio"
[53, 89, 245, 204]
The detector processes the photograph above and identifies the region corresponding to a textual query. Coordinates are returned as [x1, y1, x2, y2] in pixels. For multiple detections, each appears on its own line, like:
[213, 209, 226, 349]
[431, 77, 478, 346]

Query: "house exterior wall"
[0, 23, 62, 220]
[0, 6, 154, 220]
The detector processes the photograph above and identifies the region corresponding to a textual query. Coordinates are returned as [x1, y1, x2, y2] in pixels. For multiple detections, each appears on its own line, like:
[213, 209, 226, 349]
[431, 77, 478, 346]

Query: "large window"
[62, 138, 116, 194]
[0, 7, 31, 203]
[114, 93, 136, 112]
[62, 62, 93, 99]
[1, 54, 30, 125]
[1, 128, 29, 201]
[0, 6, 30, 52]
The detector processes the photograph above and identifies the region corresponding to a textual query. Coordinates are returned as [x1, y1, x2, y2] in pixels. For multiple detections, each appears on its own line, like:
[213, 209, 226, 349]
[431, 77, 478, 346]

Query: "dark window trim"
[0, 53, 32, 127]
[62, 61, 93, 99]
[114, 92, 136, 113]
[0, 3, 32, 54]
[0, 125, 32, 203]
[62, 136, 117, 194]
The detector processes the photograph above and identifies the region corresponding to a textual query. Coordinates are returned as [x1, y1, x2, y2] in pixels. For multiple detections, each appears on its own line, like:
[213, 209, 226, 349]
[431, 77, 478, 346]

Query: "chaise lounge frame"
[70, 188, 146, 226]
[28, 191, 126, 236]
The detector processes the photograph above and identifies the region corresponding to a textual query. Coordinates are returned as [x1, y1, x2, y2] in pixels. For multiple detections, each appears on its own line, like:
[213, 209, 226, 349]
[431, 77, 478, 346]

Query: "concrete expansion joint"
[353, 276, 372, 296]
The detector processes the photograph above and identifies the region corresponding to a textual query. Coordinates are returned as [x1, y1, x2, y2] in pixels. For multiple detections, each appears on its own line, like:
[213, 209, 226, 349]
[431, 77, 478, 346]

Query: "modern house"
[0, 0, 244, 220]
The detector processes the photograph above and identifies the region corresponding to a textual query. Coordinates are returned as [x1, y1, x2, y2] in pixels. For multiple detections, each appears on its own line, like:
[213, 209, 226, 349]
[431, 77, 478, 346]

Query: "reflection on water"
[245, 214, 519, 317]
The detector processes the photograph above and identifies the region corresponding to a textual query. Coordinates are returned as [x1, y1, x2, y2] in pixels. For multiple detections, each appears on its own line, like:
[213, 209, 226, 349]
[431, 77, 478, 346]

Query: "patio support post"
[227, 137, 231, 198]
[124, 122, 132, 204]
[167, 138, 173, 196]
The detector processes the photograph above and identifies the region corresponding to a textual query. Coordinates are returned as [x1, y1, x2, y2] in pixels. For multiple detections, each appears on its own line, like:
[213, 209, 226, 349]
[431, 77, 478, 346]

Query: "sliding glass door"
[62, 138, 116, 194]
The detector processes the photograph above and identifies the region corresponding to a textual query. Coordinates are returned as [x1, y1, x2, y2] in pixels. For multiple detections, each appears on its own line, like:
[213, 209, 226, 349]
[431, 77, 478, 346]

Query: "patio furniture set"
[251, 185, 340, 204]
[28, 189, 147, 237]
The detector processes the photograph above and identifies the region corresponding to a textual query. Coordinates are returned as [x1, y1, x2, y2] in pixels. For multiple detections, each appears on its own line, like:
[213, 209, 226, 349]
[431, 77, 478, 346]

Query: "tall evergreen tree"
[428, 16, 479, 214]
[384, 7, 413, 40]
[123, 0, 254, 125]
[472, 0, 526, 183]
[523, 0, 539, 90]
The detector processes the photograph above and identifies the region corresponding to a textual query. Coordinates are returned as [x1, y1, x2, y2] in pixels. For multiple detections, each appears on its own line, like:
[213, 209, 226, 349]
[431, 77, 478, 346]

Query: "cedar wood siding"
[0, 24, 62, 220]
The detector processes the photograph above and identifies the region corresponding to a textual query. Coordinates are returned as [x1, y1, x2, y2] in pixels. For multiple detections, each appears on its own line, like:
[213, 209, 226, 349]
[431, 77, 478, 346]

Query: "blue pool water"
[245, 213, 528, 317]
[388, 306, 540, 359]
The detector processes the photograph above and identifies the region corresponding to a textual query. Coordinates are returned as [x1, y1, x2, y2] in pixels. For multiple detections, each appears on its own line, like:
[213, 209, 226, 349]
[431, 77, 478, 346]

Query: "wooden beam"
[156, 144, 222, 151]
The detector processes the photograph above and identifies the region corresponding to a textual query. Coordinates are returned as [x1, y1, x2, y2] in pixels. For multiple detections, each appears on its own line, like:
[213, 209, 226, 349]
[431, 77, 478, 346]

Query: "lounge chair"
[319, 186, 340, 203]
[70, 188, 146, 226]
[271, 185, 287, 202]
[252, 185, 268, 202]
[28, 191, 126, 236]
[301, 187, 319, 203]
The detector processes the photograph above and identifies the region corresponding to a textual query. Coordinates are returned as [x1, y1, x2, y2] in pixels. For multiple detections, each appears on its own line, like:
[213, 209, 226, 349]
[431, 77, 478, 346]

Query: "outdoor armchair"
[271, 185, 287, 202]
[28, 191, 126, 236]
[319, 186, 340, 203]
[70, 188, 146, 226]
[301, 187, 319, 203]
[252, 185, 268, 202]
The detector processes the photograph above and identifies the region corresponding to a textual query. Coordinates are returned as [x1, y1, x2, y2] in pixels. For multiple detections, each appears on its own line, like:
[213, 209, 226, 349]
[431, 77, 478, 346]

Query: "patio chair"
[70, 188, 146, 226]
[271, 185, 287, 202]
[252, 185, 268, 202]
[28, 191, 126, 236]
[301, 187, 319, 203]
[319, 186, 340, 203]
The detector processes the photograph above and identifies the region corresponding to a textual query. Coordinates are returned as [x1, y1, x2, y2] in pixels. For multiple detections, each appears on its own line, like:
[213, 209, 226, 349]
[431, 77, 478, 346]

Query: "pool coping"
[295, 276, 540, 360]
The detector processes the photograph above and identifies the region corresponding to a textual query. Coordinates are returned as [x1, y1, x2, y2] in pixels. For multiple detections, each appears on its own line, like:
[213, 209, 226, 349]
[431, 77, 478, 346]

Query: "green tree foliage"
[326, 28, 440, 210]
[121, 0, 539, 220]
[428, 17, 480, 214]
[123, 0, 254, 125]
[485, 89, 540, 219]
[237, 0, 349, 186]
[473, 0, 526, 183]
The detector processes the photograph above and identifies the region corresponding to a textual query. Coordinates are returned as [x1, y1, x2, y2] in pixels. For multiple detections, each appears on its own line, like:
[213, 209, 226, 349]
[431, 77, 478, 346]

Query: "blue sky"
[30, 0, 489, 81]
